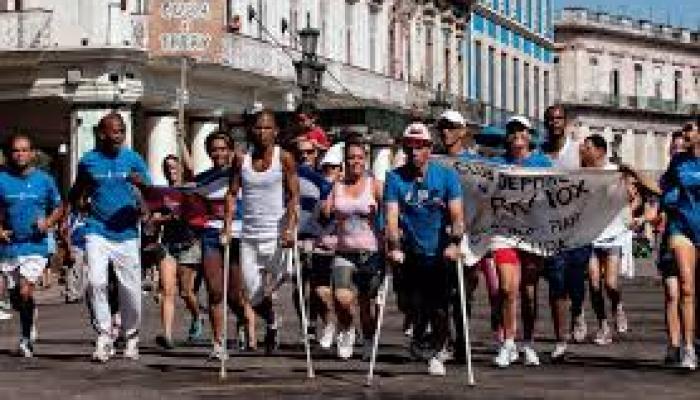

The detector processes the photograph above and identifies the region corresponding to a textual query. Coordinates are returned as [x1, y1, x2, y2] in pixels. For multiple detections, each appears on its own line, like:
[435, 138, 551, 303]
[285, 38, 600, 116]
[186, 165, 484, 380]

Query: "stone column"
[146, 114, 178, 186]
[191, 119, 219, 175]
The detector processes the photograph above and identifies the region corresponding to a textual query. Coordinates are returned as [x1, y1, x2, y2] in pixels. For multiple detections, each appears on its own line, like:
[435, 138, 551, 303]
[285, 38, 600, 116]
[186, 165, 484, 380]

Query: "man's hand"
[128, 171, 145, 187]
[281, 229, 295, 249]
[387, 249, 405, 265]
[0, 229, 12, 242]
[220, 225, 231, 246]
[36, 217, 50, 234]
[443, 243, 459, 262]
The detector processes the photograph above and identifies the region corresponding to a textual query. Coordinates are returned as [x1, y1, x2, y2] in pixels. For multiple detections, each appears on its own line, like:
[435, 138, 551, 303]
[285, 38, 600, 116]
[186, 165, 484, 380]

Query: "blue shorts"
[200, 228, 239, 261]
[544, 246, 592, 299]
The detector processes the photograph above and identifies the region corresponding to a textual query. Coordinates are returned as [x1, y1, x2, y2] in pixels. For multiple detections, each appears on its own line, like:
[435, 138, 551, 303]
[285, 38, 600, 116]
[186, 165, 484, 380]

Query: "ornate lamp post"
[293, 14, 326, 114]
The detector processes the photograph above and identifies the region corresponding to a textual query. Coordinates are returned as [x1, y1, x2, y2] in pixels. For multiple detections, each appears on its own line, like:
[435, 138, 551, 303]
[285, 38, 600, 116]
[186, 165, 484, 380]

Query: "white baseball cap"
[506, 115, 532, 130]
[402, 123, 432, 141]
[438, 110, 466, 126]
[320, 143, 344, 166]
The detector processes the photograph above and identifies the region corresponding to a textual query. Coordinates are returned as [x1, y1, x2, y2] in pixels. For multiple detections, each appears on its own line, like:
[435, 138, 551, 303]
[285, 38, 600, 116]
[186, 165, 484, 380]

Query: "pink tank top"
[333, 176, 379, 252]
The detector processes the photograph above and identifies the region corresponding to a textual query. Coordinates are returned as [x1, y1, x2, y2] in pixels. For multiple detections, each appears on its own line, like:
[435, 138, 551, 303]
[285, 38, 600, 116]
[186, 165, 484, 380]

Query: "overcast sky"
[556, 0, 700, 30]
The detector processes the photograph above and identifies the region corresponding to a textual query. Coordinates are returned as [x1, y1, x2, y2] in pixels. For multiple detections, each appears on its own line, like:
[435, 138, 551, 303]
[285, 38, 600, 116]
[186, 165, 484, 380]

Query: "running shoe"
[493, 341, 518, 368]
[615, 304, 628, 334]
[664, 346, 682, 366]
[681, 347, 697, 370]
[208, 341, 228, 361]
[337, 328, 356, 360]
[318, 322, 335, 350]
[123, 336, 140, 360]
[92, 334, 112, 363]
[522, 344, 540, 366]
[571, 312, 587, 343]
[551, 342, 568, 362]
[18, 337, 33, 358]
[0, 309, 12, 321]
[436, 346, 454, 363]
[428, 356, 446, 376]
[155, 335, 175, 351]
[187, 317, 204, 343]
[593, 321, 612, 345]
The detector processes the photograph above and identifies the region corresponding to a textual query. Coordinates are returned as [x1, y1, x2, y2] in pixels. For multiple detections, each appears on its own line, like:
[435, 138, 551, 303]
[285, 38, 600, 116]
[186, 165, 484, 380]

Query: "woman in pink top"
[322, 141, 383, 361]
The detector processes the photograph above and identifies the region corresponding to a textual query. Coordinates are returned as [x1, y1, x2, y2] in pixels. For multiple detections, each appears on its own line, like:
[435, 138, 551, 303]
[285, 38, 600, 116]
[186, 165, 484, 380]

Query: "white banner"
[437, 157, 628, 265]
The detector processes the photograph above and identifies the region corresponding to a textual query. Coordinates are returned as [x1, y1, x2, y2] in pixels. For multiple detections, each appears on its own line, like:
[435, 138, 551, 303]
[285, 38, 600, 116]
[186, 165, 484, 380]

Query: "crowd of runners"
[0, 104, 698, 377]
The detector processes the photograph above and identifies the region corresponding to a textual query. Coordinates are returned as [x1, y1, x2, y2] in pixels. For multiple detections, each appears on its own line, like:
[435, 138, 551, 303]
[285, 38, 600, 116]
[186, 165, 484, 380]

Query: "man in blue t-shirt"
[385, 122, 464, 376]
[0, 133, 62, 357]
[69, 112, 151, 362]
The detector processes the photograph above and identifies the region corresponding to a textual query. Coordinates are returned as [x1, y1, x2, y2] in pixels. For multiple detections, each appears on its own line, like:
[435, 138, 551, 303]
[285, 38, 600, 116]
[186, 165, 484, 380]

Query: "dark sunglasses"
[402, 137, 432, 149]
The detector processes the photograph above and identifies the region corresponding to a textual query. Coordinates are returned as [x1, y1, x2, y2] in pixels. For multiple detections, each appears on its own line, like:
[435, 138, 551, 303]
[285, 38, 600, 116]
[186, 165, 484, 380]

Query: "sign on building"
[148, 0, 225, 61]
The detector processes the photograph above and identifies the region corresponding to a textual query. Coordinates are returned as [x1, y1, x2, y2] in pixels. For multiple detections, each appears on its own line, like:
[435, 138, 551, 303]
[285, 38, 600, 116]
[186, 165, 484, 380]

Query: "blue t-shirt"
[298, 164, 333, 238]
[457, 149, 485, 163]
[0, 168, 61, 257]
[661, 152, 700, 243]
[384, 161, 463, 257]
[77, 148, 151, 241]
[491, 150, 552, 168]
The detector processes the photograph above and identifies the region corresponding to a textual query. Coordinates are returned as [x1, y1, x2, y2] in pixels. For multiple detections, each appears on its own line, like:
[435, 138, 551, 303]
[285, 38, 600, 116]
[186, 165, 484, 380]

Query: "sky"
[556, 0, 700, 30]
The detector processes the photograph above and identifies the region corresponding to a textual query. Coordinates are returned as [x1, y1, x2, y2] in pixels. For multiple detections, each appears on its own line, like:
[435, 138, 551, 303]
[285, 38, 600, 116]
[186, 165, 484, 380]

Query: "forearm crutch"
[456, 253, 475, 386]
[220, 239, 231, 379]
[366, 273, 392, 387]
[292, 242, 315, 378]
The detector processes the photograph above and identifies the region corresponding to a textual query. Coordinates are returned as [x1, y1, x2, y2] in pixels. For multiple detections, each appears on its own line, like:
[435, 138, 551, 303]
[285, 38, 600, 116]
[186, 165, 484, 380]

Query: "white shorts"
[1, 255, 48, 288]
[240, 238, 286, 306]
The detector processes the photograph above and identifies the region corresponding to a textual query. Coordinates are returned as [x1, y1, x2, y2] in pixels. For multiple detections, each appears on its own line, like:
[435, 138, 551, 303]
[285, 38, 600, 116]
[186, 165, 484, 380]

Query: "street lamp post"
[428, 83, 451, 122]
[293, 13, 326, 114]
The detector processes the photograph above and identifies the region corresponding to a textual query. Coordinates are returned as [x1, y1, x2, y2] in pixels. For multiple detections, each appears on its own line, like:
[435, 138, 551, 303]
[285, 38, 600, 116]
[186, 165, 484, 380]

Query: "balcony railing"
[0, 9, 52, 49]
[561, 91, 699, 115]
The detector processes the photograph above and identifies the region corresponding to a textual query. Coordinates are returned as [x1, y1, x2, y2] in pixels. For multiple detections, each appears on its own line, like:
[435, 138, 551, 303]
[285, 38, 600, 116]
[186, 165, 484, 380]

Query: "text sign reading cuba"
[149, 0, 224, 61]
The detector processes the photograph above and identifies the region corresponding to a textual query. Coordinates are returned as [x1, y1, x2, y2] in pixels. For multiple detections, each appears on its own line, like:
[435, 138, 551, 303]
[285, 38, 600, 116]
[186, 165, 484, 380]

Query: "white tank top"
[241, 146, 285, 240]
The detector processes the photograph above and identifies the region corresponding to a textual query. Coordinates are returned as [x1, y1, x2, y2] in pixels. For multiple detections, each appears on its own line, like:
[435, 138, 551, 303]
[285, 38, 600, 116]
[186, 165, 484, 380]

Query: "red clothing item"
[304, 126, 330, 149]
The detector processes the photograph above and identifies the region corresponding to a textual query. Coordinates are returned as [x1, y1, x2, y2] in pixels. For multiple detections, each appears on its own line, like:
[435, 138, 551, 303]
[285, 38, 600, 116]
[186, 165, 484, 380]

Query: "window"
[345, 3, 353, 64]
[488, 47, 495, 105]
[534, 66, 540, 118]
[524, 62, 530, 116]
[513, 58, 520, 113]
[444, 29, 451, 92]
[369, 8, 378, 71]
[610, 69, 620, 103]
[501, 53, 508, 110]
[634, 64, 643, 98]
[543, 70, 550, 108]
[674, 71, 682, 107]
[475, 41, 482, 101]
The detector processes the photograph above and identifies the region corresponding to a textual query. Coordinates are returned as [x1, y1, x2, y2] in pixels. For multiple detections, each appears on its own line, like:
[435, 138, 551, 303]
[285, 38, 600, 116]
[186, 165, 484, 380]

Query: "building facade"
[555, 7, 700, 171]
[0, 0, 474, 188]
[466, 0, 555, 134]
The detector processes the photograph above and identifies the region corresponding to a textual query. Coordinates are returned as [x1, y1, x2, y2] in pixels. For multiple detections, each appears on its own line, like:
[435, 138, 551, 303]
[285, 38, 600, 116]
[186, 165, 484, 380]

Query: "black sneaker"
[156, 335, 175, 351]
[264, 327, 279, 355]
[664, 346, 682, 366]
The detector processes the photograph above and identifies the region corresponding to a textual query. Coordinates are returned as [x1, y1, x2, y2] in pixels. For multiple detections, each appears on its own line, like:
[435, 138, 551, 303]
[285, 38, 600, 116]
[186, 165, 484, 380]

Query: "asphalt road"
[1, 257, 699, 399]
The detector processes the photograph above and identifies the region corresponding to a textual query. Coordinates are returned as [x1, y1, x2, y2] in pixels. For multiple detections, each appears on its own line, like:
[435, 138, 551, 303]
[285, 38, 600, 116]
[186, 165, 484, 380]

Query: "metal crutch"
[292, 242, 315, 378]
[456, 252, 476, 386]
[219, 238, 231, 379]
[366, 273, 392, 386]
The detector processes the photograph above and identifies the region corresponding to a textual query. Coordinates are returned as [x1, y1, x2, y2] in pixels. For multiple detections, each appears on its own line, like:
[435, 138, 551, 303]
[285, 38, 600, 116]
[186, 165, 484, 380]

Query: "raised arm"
[176, 126, 195, 178]
[280, 150, 300, 248]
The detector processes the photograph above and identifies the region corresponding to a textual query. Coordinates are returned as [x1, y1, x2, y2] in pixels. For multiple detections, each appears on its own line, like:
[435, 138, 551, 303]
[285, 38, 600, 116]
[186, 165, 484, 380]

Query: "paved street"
[1, 259, 699, 399]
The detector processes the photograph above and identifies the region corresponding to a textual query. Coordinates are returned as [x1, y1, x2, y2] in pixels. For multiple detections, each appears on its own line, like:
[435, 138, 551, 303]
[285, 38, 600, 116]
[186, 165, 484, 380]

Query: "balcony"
[221, 34, 434, 110]
[0, 9, 52, 49]
[561, 91, 699, 115]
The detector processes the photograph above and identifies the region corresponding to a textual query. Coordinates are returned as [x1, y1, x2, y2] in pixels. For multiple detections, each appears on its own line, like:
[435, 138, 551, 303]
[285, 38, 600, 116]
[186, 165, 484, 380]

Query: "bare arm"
[281, 150, 300, 246]
[177, 128, 195, 178]
[385, 202, 400, 252]
[222, 153, 243, 237]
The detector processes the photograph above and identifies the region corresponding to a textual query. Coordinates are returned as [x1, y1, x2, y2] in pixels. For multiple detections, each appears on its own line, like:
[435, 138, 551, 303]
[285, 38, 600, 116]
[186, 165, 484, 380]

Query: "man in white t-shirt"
[542, 104, 581, 170]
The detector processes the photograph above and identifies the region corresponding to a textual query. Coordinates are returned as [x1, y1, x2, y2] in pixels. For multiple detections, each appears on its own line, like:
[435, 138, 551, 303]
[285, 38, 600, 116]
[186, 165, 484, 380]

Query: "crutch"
[366, 272, 392, 387]
[220, 238, 231, 379]
[292, 241, 315, 378]
[456, 249, 475, 386]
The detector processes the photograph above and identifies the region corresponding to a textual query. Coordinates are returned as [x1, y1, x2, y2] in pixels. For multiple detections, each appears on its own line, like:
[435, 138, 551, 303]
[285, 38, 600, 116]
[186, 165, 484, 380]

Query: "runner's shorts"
[544, 246, 592, 298]
[0, 255, 48, 288]
[331, 251, 383, 298]
[240, 238, 285, 306]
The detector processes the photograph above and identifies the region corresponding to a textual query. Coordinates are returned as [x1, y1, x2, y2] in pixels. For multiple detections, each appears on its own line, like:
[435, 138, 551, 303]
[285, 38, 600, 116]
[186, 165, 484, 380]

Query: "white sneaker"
[319, 323, 335, 350]
[123, 336, 139, 360]
[493, 342, 518, 368]
[571, 312, 587, 343]
[551, 342, 568, 361]
[0, 309, 12, 321]
[208, 341, 228, 361]
[18, 338, 33, 358]
[336, 328, 355, 360]
[428, 356, 446, 376]
[92, 335, 112, 363]
[522, 345, 540, 366]
[681, 347, 697, 370]
[594, 321, 612, 346]
[436, 346, 454, 363]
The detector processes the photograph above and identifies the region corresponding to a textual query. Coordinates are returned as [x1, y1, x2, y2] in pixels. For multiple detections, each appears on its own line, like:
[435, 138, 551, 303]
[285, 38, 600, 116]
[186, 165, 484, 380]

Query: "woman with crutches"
[321, 140, 384, 361]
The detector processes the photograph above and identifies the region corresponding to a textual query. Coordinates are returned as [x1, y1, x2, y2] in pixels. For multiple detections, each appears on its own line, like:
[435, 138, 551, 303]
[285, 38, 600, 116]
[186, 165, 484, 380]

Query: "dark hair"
[161, 154, 180, 174]
[295, 104, 319, 119]
[344, 140, 367, 160]
[544, 104, 566, 122]
[254, 108, 278, 127]
[3, 132, 33, 158]
[671, 131, 685, 141]
[682, 121, 698, 133]
[96, 112, 125, 132]
[204, 130, 232, 153]
[585, 133, 607, 153]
